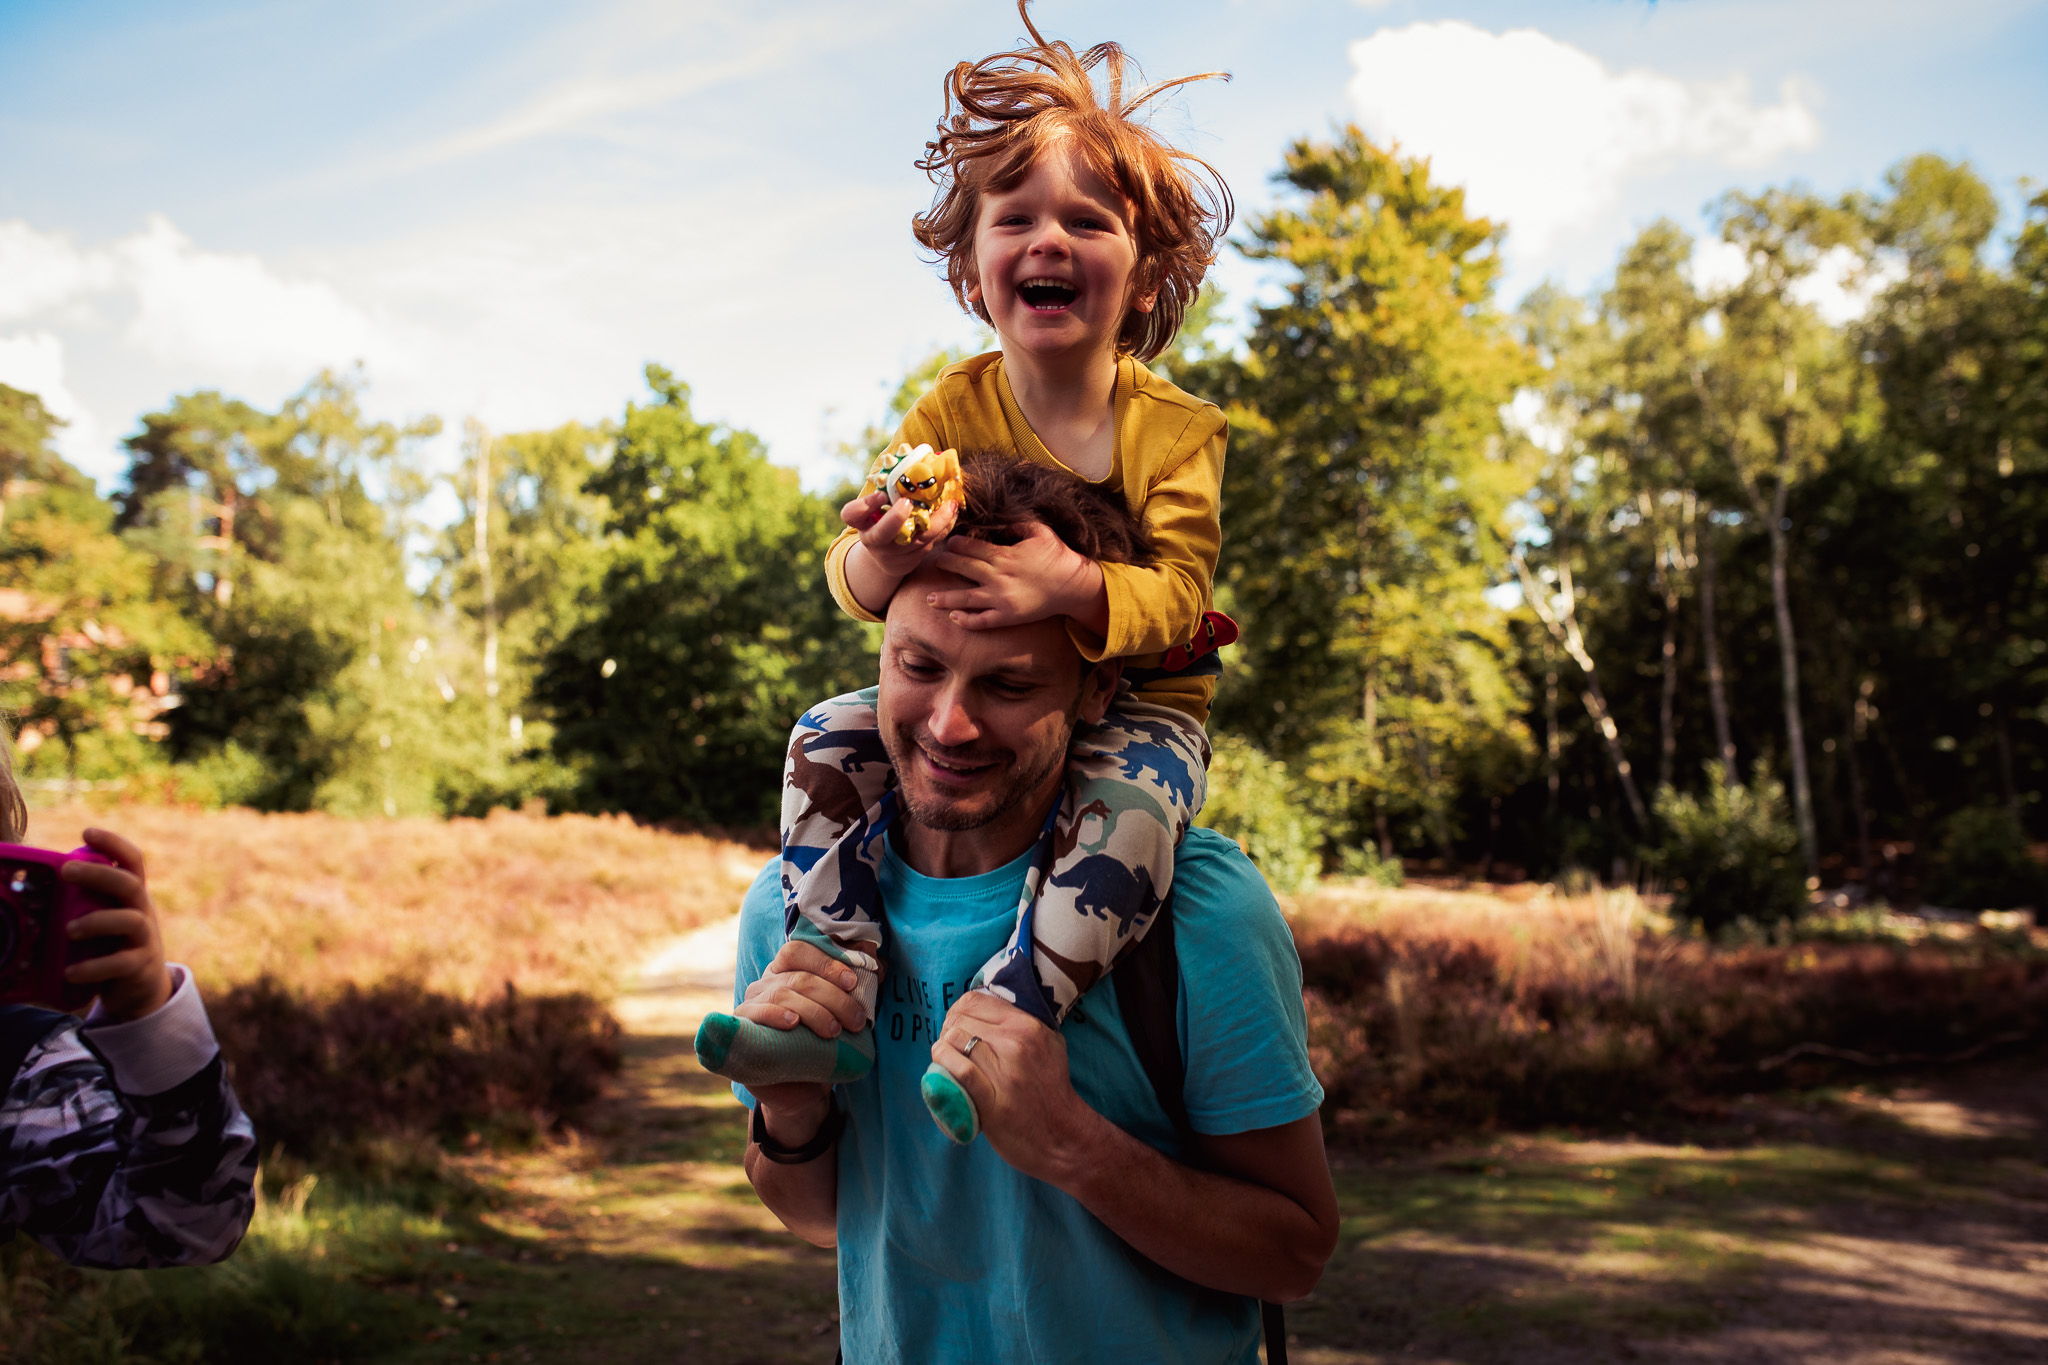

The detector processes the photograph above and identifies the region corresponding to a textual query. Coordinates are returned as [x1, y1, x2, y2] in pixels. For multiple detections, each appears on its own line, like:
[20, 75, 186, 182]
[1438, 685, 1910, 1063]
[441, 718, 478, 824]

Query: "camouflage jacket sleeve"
[0, 966, 257, 1268]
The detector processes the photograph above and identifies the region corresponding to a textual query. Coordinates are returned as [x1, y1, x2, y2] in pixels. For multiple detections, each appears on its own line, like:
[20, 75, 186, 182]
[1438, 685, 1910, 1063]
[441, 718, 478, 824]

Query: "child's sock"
[696, 1012, 875, 1086]
[920, 1062, 979, 1145]
[696, 935, 880, 1088]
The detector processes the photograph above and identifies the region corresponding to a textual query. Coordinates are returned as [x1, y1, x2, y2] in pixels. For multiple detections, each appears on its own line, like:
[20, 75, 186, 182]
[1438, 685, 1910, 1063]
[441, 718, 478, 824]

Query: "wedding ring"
[960, 1034, 983, 1058]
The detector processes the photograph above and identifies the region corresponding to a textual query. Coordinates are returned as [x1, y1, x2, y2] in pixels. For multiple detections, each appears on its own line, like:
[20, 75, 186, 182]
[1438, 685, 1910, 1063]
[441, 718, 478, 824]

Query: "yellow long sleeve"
[823, 352, 1226, 722]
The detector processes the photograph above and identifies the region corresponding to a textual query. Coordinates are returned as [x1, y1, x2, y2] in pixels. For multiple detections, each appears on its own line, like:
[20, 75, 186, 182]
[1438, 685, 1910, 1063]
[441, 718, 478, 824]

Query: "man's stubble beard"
[884, 700, 1082, 833]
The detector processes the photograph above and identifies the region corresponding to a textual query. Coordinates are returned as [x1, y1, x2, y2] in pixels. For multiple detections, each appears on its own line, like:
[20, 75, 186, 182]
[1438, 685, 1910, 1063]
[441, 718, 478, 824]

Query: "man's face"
[878, 568, 1114, 834]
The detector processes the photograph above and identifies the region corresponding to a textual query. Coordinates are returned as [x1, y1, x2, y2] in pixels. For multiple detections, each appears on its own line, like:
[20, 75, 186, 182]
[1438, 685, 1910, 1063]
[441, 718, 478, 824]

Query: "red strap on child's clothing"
[1159, 611, 1240, 671]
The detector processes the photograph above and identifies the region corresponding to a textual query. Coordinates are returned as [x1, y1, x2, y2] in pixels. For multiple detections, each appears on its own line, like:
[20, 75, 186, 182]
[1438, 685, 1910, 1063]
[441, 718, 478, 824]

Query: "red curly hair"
[913, 1, 1232, 363]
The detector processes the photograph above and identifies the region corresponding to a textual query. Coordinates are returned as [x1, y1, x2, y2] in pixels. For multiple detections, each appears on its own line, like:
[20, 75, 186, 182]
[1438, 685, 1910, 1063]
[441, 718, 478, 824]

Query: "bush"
[1299, 922, 2048, 1142]
[1197, 735, 1325, 893]
[1337, 843, 1404, 887]
[1924, 805, 2046, 911]
[1652, 762, 1806, 932]
[208, 978, 622, 1161]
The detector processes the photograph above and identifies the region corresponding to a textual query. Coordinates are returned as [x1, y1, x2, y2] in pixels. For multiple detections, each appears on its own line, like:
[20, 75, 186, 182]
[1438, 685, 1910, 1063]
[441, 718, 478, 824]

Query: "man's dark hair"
[953, 450, 1154, 566]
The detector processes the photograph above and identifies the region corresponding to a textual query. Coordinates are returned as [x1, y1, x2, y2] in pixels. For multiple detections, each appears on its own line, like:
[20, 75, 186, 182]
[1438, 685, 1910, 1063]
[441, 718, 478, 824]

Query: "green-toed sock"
[696, 1013, 876, 1086]
[920, 1062, 980, 1144]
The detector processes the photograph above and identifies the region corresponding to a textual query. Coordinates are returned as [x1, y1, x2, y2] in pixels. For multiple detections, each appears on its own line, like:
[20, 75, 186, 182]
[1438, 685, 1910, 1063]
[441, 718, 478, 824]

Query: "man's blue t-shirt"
[732, 825, 1324, 1365]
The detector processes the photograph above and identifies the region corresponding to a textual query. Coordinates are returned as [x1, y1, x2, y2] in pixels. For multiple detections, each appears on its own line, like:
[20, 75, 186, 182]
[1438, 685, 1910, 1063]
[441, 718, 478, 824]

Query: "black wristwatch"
[751, 1100, 847, 1164]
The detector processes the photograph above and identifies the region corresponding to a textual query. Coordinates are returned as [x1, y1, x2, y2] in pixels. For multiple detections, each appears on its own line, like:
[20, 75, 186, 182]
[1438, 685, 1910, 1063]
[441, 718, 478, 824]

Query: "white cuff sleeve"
[80, 965, 222, 1097]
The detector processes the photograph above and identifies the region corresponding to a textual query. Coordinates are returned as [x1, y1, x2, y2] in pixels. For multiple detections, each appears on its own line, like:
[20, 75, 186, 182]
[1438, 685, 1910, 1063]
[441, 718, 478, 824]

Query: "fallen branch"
[1755, 1030, 2030, 1074]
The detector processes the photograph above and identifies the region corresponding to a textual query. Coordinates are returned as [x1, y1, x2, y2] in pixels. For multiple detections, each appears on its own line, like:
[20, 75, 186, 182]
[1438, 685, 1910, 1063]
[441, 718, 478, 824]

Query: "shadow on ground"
[1292, 1052, 2048, 1364]
[325, 913, 2044, 1365]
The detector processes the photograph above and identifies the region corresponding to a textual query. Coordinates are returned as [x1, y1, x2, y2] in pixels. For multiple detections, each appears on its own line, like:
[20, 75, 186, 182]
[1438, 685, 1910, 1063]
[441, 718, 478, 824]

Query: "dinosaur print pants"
[778, 685, 1209, 1027]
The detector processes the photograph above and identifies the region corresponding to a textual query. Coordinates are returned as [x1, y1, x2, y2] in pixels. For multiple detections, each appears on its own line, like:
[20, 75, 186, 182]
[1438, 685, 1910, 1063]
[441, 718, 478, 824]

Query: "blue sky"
[2, 0, 2044, 490]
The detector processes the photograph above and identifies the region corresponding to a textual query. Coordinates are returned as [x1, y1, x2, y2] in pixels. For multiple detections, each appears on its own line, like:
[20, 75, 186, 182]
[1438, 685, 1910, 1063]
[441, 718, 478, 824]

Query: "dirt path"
[390, 927, 2046, 1365]
[401, 915, 840, 1364]
[1292, 1061, 2048, 1364]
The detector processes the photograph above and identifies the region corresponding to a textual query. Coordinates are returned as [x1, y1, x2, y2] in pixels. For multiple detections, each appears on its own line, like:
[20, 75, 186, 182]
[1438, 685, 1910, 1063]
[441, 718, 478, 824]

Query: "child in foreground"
[697, 3, 1236, 1143]
[0, 744, 258, 1268]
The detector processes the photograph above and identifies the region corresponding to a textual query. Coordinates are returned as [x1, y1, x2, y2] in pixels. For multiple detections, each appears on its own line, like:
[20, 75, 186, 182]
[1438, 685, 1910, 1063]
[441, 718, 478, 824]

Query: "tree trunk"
[1994, 705, 2021, 826]
[474, 432, 499, 707]
[1412, 726, 1455, 863]
[1544, 642, 1560, 810]
[1512, 549, 1649, 830]
[218, 486, 235, 605]
[1845, 684, 1874, 891]
[1765, 470, 1818, 881]
[1657, 573, 1679, 796]
[1699, 526, 1738, 787]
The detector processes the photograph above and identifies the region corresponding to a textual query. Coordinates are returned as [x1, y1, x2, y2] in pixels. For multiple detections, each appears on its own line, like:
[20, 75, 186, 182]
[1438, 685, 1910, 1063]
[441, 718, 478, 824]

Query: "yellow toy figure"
[862, 443, 963, 544]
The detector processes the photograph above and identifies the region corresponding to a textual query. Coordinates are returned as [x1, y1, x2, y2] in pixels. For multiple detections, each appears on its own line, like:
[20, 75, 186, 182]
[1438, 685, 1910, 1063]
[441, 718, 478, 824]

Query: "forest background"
[2, 137, 2042, 919]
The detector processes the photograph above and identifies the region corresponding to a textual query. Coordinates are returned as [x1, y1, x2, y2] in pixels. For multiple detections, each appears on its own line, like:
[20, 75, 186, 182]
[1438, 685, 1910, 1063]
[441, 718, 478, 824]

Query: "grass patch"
[1290, 1108, 2045, 1361]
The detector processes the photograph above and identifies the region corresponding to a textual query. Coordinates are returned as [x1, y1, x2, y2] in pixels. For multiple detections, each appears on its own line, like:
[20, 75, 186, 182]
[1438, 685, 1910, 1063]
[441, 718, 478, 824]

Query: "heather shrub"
[209, 978, 621, 1160]
[1197, 735, 1325, 893]
[1924, 805, 2046, 911]
[1299, 918, 2048, 1144]
[21, 803, 763, 997]
[1652, 762, 1806, 932]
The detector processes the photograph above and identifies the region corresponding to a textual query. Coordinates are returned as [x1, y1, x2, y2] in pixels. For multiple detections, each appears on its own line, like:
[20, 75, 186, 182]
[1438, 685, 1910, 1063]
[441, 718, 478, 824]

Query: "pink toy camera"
[0, 844, 120, 1010]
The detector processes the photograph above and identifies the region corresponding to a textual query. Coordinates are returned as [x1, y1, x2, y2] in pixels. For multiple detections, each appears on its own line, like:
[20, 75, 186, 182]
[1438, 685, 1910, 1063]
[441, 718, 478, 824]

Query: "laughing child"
[697, 2, 1236, 1144]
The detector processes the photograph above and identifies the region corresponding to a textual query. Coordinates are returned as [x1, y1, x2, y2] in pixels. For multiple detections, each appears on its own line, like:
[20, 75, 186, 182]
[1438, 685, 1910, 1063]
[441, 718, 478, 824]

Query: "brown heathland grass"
[1289, 877, 2048, 1143]
[24, 802, 769, 998]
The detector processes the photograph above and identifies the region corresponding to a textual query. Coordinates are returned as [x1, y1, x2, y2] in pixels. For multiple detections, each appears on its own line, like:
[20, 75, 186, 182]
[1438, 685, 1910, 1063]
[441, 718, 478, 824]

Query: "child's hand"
[58, 828, 171, 1023]
[927, 521, 1107, 632]
[841, 491, 960, 581]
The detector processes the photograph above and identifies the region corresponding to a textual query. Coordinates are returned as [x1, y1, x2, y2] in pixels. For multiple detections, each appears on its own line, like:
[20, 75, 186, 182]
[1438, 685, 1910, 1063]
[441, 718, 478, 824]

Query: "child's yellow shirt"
[825, 350, 1225, 724]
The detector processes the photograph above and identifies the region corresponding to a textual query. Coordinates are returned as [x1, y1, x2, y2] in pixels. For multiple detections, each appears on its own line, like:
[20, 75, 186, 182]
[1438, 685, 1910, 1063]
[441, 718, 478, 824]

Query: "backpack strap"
[1113, 893, 1192, 1147]
[0, 1003, 67, 1101]
[1111, 896, 1289, 1365]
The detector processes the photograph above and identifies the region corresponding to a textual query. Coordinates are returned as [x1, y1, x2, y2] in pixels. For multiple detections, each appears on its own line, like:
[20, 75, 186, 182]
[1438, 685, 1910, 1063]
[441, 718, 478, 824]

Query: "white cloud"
[113, 216, 399, 384]
[1346, 22, 1821, 267]
[1689, 239, 1908, 325]
[1791, 244, 1906, 325]
[0, 223, 116, 324]
[0, 216, 416, 480]
[0, 215, 403, 390]
[1688, 237, 1752, 297]
[0, 331, 111, 472]
[0, 183, 972, 493]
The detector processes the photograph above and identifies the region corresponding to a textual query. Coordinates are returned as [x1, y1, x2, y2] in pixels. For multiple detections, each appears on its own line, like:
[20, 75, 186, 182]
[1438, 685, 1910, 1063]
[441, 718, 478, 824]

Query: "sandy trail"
[613, 911, 744, 1039]
[450, 912, 840, 1364]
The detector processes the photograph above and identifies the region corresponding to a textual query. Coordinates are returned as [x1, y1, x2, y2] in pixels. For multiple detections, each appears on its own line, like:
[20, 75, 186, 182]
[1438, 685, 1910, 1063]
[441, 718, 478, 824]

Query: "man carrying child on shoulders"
[727, 456, 1338, 1364]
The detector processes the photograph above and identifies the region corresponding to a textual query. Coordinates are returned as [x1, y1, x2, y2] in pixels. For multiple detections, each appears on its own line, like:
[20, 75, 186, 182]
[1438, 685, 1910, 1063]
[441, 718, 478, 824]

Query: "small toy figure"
[862, 443, 963, 544]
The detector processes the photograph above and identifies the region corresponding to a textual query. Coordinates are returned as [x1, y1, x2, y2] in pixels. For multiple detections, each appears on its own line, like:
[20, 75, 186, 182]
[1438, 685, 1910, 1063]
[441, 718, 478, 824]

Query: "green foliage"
[1653, 764, 1807, 932]
[1196, 735, 1324, 893]
[0, 142, 2040, 879]
[0, 389, 202, 784]
[426, 419, 615, 815]
[1924, 806, 2047, 910]
[536, 366, 871, 826]
[1335, 842, 1405, 887]
[125, 375, 460, 814]
[1201, 128, 1535, 855]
